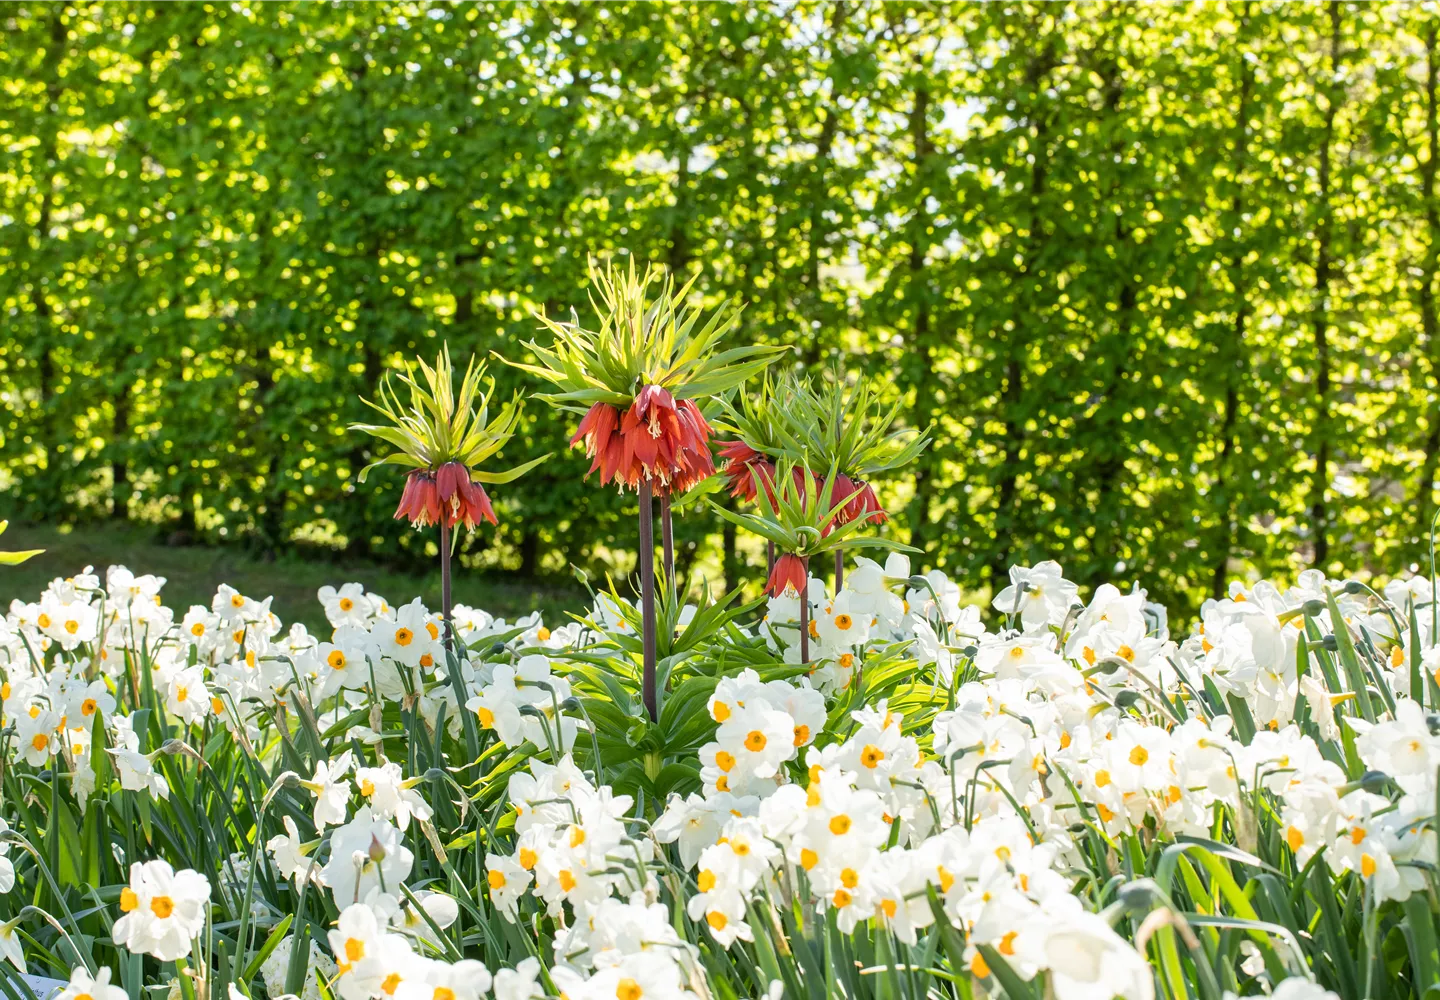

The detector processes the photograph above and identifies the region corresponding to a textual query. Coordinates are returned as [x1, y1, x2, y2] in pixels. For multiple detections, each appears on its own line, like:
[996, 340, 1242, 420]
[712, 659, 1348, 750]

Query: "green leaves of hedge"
[5, 2, 1440, 617]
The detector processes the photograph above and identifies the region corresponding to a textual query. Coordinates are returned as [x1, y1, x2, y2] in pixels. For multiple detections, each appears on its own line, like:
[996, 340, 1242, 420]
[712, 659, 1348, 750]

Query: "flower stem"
[799, 555, 810, 664]
[439, 518, 453, 652]
[438, 518, 479, 760]
[834, 549, 844, 591]
[767, 540, 775, 573]
[660, 493, 675, 594]
[639, 480, 658, 721]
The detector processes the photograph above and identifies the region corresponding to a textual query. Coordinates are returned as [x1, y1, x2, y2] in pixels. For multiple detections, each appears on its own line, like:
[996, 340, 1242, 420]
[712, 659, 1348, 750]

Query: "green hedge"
[3, 1, 1438, 618]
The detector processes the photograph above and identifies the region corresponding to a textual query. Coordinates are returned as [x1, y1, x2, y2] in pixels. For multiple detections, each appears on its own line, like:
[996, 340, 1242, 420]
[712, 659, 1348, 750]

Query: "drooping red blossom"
[717, 440, 776, 503]
[436, 460, 499, 528]
[396, 464, 498, 529]
[571, 402, 626, 485]
[655, 395, 715, 494]
[848, 480, 887, 525]
[765, 552, 809, 597]
[394, 471, 442, 527]
[827, 474, 888, 526]
[828, 472, 857, 518]
[569, 387, 715, 493]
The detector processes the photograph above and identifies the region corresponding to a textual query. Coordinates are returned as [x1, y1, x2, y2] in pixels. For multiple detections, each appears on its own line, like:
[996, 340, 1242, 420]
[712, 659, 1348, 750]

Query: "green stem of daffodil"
[660, 493, 675, 595]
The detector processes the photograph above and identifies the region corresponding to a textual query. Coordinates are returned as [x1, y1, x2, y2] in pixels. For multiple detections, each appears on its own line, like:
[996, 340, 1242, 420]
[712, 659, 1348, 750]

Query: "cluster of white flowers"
[113, 859, 212, 961]
[3, 553, 1435, 1000]
[763, 554, 986, 691]
[694, 668, 825, 797]
[1176, 575, 1440, 903]
[470, 756, 705, 1000]
[638, 559, 1436, 999]
[467, 653, 579, 752]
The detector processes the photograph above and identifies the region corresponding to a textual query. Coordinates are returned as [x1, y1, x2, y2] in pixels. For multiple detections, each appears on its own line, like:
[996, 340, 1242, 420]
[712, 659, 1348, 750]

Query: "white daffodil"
[492, 957, 545, 1000]
[355, 760, 434, 831]
[320, 807, 413, 907]
[109, 748, 170, 801]
[991, 561, 1079, 631]
[267, 815, 315, 888]
[112, 859, 211, 961]
[300, 750, 354, 830]
[319, 583, 375, 628]
[58, 965, 128, 1000]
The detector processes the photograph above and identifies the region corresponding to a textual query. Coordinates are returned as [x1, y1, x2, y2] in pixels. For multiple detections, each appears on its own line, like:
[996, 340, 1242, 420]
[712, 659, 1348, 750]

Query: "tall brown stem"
[439, 515, 480, 758]
[439, 518, 454, 653]
[767, 540, 775, 573]
[834, 550, 844, 591]
[798, 555, 811, 664]
[639, 480, 658, 721]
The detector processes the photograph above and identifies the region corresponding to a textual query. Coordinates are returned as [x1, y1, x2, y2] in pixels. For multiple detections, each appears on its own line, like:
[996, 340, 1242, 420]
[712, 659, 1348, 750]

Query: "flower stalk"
[798, 556, 811, 664]
[439, 519, 454, 654]
[349, 347, 543, 760]
[639, 482, 658, 721]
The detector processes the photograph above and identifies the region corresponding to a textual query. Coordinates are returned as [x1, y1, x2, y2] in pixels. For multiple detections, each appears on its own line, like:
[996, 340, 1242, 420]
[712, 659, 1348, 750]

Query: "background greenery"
[4, 0, 1439, 620]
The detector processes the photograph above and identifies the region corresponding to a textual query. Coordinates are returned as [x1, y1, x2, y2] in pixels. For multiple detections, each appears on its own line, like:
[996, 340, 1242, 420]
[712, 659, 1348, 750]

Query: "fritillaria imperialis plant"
[511, 256, 784, 720]
[707, 458, 916, 663]
[350, 347, 546, 646]
[715, 370, 931, 586]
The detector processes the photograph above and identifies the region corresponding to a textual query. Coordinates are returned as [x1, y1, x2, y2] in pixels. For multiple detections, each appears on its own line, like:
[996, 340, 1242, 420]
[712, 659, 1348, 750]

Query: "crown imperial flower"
[351, 347, 546, 530]
[512, 256, 783, 496]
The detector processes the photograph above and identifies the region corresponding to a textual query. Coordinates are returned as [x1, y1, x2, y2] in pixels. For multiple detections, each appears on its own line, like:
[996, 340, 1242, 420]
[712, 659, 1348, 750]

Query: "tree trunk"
[990, 40, 1057, 584]
[518, 530, 539, 577]
[1085, 55, 1140, 578]
[1309, 2, 1342, 570]
[31, 11, 67, 489]
[1212, 5, 1255, 597]
[991, 357, 1025, 583]
[904, 82, 938, 553]
[797, 0, 847, 368]
[1415, 24, 1440, 556]
[112, 382, 130, 520]
[668, 143, 692, 277]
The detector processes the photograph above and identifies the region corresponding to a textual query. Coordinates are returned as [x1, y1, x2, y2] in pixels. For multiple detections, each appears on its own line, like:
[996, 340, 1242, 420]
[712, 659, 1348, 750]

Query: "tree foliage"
[4, 1, 1439, 619]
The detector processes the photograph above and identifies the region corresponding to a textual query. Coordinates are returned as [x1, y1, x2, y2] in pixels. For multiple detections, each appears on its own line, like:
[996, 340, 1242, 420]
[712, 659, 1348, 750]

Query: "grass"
[0, 521, 588, 636]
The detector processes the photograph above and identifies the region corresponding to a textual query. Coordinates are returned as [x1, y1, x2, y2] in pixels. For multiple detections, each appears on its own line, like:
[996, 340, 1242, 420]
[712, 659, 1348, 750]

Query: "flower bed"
[1, 554, 1435, 1000]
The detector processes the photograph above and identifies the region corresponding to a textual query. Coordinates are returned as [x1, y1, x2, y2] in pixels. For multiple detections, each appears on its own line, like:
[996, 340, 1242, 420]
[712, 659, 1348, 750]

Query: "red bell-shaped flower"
[435, 460, 498, 529]
[395, 463, 499, 530]
[394, 471, 442, 527]
[571, 402, 626, 487]
[825, 473, 887, 526]
[848, 480, 886, 525]
[765, 552, 809, 598]
[570, 387, 715, 493]
[717, 440, 775, 503]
